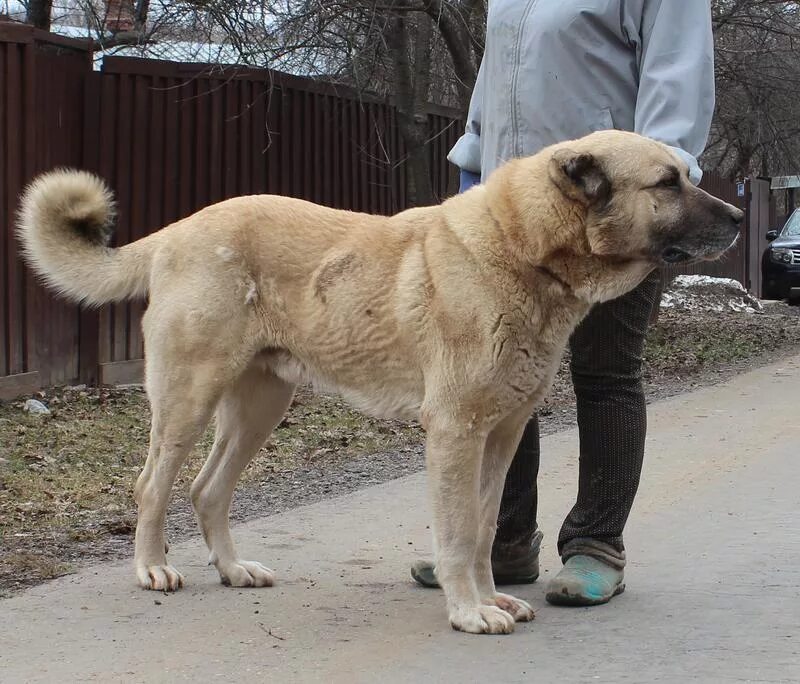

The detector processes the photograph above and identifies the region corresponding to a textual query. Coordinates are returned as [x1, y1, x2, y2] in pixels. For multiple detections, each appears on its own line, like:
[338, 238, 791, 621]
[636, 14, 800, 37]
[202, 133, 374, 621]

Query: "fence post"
[78, 70, 103, 384]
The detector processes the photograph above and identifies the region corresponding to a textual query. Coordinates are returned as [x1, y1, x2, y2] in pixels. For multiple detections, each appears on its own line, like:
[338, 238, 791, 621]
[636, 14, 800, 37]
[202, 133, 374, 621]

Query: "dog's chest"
[489, 308, 580, 409]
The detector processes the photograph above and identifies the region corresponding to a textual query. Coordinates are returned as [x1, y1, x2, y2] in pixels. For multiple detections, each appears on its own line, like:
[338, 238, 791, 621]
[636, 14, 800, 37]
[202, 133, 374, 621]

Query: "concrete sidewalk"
[2, 356, 799, 683]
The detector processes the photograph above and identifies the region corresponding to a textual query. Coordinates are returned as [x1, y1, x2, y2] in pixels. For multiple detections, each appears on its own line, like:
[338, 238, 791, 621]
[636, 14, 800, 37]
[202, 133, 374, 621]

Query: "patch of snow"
[660, 275, 762, 314]
[670, 275, 747, 291]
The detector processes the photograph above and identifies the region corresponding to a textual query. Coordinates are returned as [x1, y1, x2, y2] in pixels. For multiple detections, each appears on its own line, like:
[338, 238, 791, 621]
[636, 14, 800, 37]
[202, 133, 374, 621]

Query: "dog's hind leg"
[475, 401, 536, 623]
[190, 367, 295, 588]
[134, 362, 223, 592]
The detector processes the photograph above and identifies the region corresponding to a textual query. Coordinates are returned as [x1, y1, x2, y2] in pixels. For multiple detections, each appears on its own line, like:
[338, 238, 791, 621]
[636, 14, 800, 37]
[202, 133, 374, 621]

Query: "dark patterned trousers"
[494, 269, 661, 567]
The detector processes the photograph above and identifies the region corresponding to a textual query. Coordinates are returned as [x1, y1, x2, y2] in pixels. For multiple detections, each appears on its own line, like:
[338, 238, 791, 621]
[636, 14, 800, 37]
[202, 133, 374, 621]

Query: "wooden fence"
[0, 23, 773, 399]
[1, 24, 93, 398]
[0, 24, 460, 398]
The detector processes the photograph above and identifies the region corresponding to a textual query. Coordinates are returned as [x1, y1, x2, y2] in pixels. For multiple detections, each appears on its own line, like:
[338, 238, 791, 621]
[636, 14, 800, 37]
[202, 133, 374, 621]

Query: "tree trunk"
[26, 0, 52, 30]
[386, 12, 436, 207]
[422, 0, 482, 110]
[135, 0, 151, 32]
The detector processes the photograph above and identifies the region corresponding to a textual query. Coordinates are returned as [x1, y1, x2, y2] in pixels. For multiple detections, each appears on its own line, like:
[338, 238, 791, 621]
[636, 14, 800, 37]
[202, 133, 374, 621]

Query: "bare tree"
[25, 0, 52, 28]
[708, 1, 800, 178]
[171, 0, 486, 206]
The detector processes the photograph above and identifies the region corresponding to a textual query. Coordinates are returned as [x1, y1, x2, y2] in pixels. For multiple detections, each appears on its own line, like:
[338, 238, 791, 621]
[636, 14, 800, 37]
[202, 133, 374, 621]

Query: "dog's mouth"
[658, 231, 740, 265]
[660, 246, 693, 264]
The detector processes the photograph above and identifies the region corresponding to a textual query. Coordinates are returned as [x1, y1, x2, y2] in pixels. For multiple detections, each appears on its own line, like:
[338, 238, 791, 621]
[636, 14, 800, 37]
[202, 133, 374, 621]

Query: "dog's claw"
[449, 604, 516, 634]
[485, 593, 535, 622]
[218, 560, 275, 588]
[137, 564, 184, 592]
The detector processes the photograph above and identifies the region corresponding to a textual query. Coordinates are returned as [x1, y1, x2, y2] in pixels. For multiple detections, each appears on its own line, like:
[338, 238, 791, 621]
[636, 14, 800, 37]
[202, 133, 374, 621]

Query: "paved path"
[2, 356, 799, 683]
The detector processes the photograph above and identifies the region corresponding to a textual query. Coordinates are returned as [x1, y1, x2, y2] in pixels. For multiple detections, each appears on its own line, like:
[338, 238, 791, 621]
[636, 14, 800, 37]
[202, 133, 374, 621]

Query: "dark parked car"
[762, 208, 800, 303]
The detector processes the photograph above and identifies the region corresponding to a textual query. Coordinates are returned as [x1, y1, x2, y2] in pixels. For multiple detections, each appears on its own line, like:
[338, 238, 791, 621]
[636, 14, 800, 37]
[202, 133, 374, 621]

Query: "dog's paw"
[448, 604, 515, 635]
[485, 593, 535, 622]
[218, 560, 275, 588]
[137, 564, 185, 592]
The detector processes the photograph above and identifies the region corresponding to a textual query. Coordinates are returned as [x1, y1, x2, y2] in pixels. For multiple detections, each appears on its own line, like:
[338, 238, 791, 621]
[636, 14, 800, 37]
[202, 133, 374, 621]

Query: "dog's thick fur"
[17, 131, 741, 634]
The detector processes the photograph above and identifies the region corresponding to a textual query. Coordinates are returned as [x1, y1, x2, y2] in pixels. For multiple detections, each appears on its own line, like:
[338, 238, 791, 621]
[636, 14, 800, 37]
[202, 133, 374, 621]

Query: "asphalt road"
[2, 355, 799, 683]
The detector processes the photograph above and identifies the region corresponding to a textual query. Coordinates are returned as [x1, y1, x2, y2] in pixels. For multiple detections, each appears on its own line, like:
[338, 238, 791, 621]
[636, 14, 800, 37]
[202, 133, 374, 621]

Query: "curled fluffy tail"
[16, 169, 154, 306]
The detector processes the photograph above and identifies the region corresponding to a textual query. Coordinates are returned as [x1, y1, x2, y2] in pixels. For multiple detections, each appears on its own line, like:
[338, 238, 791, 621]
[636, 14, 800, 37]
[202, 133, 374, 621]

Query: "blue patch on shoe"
[549, 555, 624, 603]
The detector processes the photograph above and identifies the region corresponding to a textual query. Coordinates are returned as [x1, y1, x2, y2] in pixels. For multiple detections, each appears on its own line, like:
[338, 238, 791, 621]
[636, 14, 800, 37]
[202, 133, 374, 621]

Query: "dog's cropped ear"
[548, 150, 610, 205]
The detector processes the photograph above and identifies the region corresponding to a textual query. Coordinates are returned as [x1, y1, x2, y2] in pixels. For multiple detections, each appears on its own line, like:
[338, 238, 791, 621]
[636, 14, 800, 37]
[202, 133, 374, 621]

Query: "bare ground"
[1, 301, 798, 595]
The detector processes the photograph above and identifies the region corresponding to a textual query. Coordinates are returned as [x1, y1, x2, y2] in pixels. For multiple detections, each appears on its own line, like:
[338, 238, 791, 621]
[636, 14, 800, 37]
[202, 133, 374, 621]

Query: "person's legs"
[546, 269, 660, 605]
[490, 414, 542, 580]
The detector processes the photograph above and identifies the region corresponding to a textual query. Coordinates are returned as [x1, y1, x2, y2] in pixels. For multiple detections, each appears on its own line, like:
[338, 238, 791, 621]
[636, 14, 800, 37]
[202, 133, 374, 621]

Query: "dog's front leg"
[475, 402, 537, 623]
[424, 417, 515, 635]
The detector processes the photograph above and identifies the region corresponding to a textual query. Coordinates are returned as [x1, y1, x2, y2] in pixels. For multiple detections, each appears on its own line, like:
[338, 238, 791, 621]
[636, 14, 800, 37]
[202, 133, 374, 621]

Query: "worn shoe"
[545, 554, 625, 606]
[411, 530, 542, 588]
[409, 560, 441, 588]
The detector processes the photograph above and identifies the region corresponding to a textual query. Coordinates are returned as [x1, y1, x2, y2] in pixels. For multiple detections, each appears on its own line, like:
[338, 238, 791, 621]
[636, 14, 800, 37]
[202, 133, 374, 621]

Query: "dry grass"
[0, 386, 420, 594]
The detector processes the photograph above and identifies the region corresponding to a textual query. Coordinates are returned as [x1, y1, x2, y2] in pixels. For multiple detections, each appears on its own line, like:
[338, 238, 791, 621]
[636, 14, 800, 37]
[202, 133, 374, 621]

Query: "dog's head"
[546, 130, 743, 266]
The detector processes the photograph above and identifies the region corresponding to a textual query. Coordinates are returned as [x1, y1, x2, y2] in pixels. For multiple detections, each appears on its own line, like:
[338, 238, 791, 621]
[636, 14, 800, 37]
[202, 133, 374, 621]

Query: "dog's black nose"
[729, 206, 744, 225]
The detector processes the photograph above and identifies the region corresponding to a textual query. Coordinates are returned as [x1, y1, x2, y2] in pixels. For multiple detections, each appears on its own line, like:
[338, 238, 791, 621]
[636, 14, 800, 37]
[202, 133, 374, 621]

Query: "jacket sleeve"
[447, 60, 484, 174]
[633, 0, 715, 184]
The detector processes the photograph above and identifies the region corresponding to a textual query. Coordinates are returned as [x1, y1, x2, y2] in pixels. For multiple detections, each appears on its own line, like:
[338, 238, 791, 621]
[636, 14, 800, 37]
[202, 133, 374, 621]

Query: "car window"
[783, 210, 800, 237]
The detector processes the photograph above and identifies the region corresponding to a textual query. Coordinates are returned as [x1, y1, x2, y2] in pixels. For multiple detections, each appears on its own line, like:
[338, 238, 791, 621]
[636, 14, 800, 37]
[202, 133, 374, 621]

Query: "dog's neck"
[533, 264, 573, 293]
[481, 166, 655, 305]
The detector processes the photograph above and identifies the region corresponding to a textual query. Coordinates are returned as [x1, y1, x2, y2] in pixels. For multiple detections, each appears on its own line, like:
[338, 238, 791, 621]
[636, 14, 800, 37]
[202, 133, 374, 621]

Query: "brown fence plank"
[313, 93, 323, 205]
[99, 359, 144, 386]
[251, 81, 267, 195]
[331, 94, 342, 208]
[5, 43, 24, 377]
[94, 74, 117, 371]
[238, 79, 252, 195]
[350, 99, 360, 211]
[127, 74, 150, 363]
[224, 78, 239, 198]
[194, 77, 210, 212]
[1, 43, 10, 378]
[279, 87, 291, 197]
[112, 73, 134, 364]
[266, 84, 281, 195]
[209, 77, 224, 204]
[163, 77, 179, 225]
[0, 371, 40, 400]
[147, 74, 166, 232]
[366, 102, 377, 214]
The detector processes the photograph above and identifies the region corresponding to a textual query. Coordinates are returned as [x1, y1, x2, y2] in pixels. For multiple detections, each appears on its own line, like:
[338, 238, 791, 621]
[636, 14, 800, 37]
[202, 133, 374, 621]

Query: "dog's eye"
[657, 175, 681, 190]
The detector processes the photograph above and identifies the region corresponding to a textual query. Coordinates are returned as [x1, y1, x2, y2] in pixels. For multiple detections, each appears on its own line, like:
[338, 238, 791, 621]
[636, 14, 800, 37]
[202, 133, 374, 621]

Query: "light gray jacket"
[448, 0, 715, 184]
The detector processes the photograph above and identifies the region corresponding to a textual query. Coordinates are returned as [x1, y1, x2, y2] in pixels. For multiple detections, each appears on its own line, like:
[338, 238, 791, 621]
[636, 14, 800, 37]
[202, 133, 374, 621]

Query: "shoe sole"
[410, 565, 440, 588]
[545, 582, 625, 607]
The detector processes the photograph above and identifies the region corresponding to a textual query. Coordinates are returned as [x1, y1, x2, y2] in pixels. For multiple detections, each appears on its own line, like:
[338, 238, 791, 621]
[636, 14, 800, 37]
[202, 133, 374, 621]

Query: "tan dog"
[17, 131, 742, 634]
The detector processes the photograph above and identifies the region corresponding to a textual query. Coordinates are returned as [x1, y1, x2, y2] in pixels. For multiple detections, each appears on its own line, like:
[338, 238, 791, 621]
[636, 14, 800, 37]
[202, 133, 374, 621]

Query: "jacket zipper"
[511, 0, 540, 158]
